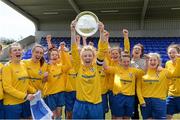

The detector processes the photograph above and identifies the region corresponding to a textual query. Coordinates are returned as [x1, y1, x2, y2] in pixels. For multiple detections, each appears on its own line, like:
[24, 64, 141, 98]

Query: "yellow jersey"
[107, 37, 130, 91]
[71, 40, 108, 104]
[107, 60, 119, 91]
[44, 51, 71, 96]
[23, 59, 48, 95]
[137, 69, 171, 105]
[105, 66, 143, 95]
[0, 63, 3, 100]
[65, 67, 77, 92]
[166, 58, 180, 96]
[2, 61, 36, 105]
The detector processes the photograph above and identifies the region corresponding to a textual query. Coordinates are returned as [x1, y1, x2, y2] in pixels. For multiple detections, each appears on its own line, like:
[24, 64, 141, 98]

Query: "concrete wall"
[35, 18, 180, 41]
[0, 35, 36, 61]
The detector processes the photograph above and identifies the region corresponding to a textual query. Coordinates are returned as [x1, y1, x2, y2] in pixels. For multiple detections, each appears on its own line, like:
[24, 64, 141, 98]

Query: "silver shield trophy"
[75, 11, 99, 37]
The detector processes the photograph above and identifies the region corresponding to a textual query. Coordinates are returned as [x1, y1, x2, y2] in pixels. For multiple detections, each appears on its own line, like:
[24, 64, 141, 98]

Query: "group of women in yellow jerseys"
[0, 20, 179, 119]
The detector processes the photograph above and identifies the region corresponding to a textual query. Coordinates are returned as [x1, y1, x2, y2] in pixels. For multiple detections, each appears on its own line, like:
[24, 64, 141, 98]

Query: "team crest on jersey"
[27, 67, 31, 70]
[38, 70, 42, 75]
[90, 68, 95, 72]
[156, 72, 160, 78]
[129, 73, 133, 78]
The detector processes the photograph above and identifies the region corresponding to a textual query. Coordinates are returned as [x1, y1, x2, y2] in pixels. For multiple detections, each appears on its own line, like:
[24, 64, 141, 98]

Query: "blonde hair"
[32, 44, 44, 53]
[80, 45, 96, 58]
[167, 44, 180, 54]
[148, 53, 162, 67]
[8, 42, 22, 54]
[110, 47, 122, 56]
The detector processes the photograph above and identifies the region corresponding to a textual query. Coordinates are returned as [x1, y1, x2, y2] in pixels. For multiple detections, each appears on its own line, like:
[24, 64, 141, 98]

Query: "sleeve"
[2, 66, 26, 100]
[106, 49, 112, 63]
[104, 66, 118, 74]
[71, 43, 81, 72]
[165, 61, 168, 69]
[164, 70, 173, 88]
[136, 69, 145, 105]
[27, 84, 36, 94]
[173, 58, 180, 76]
[60, 51, 71, 72]
[96, 40, 109, 73]
[96, 40, 108, 65]
[124, 37, 130, 54]
[47, 40, 53, 50]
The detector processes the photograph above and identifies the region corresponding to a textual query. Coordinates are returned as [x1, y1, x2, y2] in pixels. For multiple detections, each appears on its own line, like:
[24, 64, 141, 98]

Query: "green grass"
[174, 114, 180, 119]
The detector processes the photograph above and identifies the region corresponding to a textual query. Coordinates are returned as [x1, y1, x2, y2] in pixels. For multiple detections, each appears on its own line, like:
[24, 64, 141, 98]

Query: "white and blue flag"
[30, 91, 53, 120]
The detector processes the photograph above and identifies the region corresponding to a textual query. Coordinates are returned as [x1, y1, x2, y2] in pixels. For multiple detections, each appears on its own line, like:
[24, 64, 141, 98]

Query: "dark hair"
[32, 44, 45, 67]
[48, 48, 59, 60]
[0, 44, 2, 51]
[132, 43, 144, 58]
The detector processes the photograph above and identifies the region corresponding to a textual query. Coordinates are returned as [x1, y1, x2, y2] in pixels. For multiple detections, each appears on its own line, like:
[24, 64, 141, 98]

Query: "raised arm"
[123, 29, 130, 54]
[71, 20, 81, 72]
[76, 35, 81, 48]
[59, 45, 71, 72]
[82, 36, 87, 46]
[46, 35, 53, 50]
[96, 22, 108, 68]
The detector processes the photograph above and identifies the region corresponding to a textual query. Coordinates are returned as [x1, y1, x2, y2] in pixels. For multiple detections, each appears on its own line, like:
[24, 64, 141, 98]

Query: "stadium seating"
[22, 37, 180, 66]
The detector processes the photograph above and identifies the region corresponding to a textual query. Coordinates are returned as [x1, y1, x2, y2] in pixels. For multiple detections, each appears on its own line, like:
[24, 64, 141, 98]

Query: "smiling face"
[50, 50, 59, 61]
[122, 56, 130, 68]
[32, 46, 44, 62]
[148, 54, 160, 69]
[168, 47, 178, 61]
[111, 49, 120, 61]
[80, 46, 95, 66]
[133, 45, 142, 58]
[9, 45, 23, 62]
[81, 50, 94, 65]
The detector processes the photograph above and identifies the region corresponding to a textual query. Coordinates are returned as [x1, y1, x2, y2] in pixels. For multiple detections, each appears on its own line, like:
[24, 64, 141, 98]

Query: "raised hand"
[98, 22, 105, 41]
[123, 29, 128, 38]
[71, 20, 77, 31]
[46, 35, 52, 42]
[98, 22, 104, 33]
[104, 30, 109, 41]
[71, 20, 77, 44]
[26, 94, 35, 101]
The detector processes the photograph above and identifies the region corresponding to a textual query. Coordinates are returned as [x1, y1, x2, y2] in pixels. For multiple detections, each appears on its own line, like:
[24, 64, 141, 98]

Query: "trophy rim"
[75, 11, 99, 22]
[75, 11, 99, 37]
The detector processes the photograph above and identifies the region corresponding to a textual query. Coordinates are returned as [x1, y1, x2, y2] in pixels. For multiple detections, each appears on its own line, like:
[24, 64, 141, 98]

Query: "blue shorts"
[108, 90, 114, 111]
[0, 100, 4, 119]
[65, 91, 76, 112]
[4, 101, 31, 119]
[112, 93, 135, 117]
[44, 91, 65, 111]
[102, 92, 109, 114]
[72, 100, 103, 119]
[141, 98, 166, 119]
[167, 96, 180, 115]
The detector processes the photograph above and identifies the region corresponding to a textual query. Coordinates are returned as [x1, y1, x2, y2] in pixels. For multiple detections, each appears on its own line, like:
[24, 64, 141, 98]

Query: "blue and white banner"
[30, 91, 53, 120]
